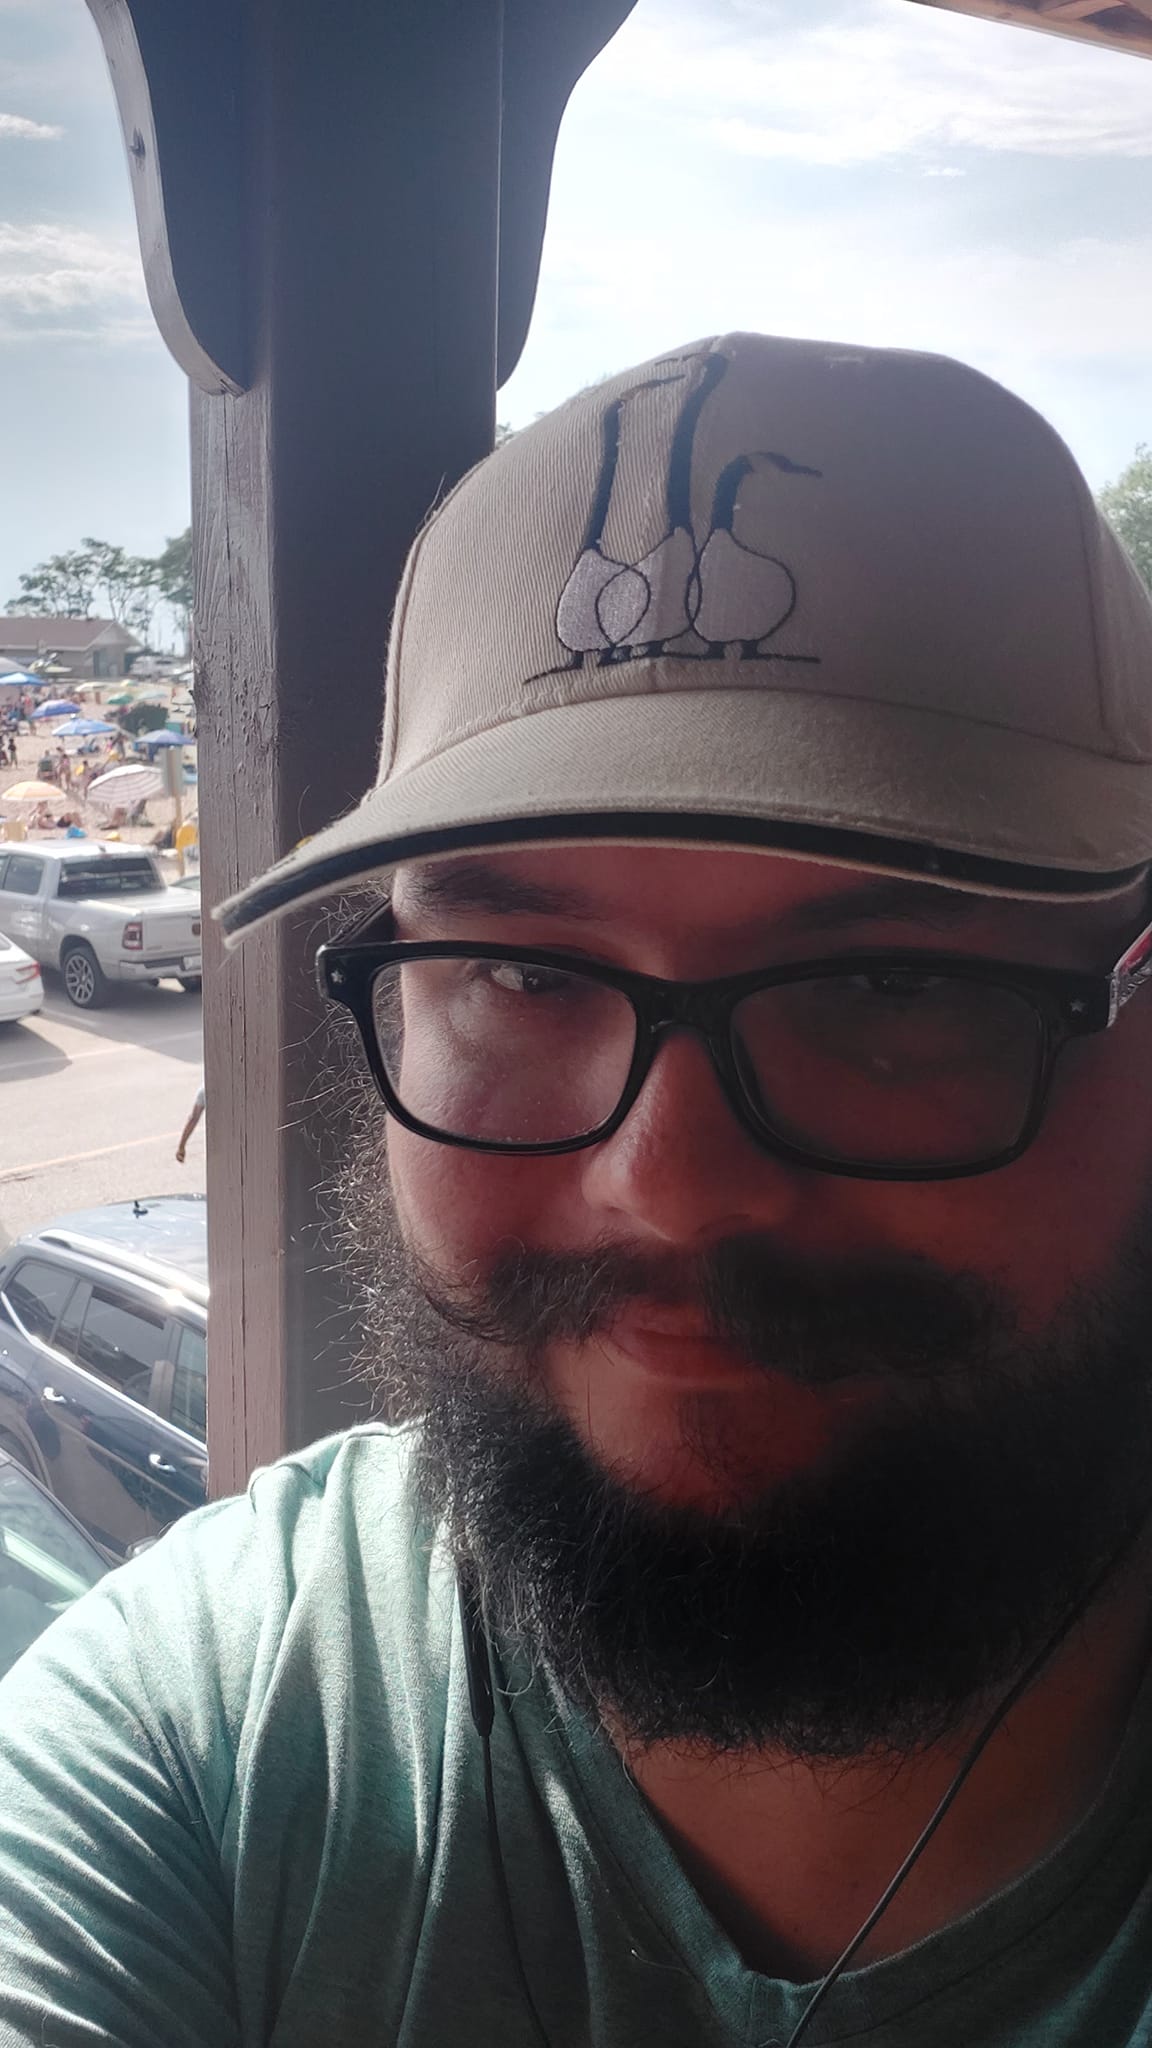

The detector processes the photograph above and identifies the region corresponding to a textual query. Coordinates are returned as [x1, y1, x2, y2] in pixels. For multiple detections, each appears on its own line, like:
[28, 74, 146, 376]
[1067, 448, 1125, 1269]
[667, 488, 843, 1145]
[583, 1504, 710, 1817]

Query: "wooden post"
[87, 0, 638, 1494]
[191, 0, 503, 1492]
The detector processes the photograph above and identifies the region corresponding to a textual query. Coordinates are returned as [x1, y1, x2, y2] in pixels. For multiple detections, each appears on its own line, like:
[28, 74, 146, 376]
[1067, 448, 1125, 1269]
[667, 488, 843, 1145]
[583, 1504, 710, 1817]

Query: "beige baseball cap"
[220, 331, 1152, 940]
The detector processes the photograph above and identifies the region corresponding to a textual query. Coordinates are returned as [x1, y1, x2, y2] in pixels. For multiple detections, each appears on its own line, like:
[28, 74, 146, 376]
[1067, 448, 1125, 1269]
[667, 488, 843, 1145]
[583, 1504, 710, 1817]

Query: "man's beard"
[332, 1138, 1152, 1763]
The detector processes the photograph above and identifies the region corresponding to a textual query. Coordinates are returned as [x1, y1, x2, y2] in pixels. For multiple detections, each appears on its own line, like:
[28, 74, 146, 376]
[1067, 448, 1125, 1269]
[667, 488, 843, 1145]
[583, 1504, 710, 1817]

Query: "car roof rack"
[34, 1228, 209, 1310]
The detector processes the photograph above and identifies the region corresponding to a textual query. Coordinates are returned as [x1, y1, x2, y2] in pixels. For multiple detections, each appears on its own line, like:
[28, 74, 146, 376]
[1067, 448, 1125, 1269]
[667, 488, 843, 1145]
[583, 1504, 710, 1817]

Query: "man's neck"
[615, 1569, 1152, 1980]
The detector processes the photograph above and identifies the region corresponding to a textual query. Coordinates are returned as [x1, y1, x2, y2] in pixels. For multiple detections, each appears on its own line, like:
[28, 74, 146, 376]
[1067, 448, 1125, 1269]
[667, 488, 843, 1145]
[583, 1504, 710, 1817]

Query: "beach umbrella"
[53, 717, 116, 738]
[0, 660, 37, 685]
[0, 779, 61, 806]
[140, 728, 187, 748]
[30, 699, 81, 719]
[86, 763, 164, 808]
[104, 689, 135, 706]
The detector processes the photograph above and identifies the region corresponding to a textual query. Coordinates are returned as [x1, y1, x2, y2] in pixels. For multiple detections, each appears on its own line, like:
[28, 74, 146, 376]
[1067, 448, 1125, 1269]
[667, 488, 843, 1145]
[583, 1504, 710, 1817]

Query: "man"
[175, 1075, 205, 1164]
[4, 333, 1152, 2047]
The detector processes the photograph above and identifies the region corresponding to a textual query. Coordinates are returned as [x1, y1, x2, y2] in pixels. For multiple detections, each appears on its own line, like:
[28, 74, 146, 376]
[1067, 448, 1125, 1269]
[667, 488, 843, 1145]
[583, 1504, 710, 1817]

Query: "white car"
[0, 931, 42, 1024]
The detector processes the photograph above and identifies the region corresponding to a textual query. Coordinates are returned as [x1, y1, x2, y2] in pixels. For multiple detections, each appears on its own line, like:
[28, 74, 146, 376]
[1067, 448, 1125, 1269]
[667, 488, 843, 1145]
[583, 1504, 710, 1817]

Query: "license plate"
[182, 954, 202, 973]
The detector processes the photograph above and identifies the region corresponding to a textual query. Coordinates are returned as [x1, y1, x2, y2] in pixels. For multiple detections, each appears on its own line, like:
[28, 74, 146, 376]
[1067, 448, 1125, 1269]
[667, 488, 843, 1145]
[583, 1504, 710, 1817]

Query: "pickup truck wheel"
[61, 942, 110, 1010]
[178, 976, 202, 994]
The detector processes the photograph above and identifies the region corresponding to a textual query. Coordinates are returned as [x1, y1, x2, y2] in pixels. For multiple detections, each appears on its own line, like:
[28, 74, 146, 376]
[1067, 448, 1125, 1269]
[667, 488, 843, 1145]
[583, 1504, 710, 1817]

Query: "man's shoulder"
[175, 1420, 441, 1603]
[247, 1418, 424, 1518]
[2, 1423, 450, 1734]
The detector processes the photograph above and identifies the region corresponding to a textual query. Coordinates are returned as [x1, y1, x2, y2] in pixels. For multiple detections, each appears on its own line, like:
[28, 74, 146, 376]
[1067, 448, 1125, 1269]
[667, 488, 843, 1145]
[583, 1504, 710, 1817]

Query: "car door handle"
[148, 1452, 178, 1475]
[41, 1386, 70, 1405]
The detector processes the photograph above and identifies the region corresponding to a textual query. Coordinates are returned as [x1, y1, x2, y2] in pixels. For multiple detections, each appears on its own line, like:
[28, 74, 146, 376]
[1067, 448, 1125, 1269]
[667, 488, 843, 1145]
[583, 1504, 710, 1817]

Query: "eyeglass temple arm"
[1110, 913, 1152, 1022]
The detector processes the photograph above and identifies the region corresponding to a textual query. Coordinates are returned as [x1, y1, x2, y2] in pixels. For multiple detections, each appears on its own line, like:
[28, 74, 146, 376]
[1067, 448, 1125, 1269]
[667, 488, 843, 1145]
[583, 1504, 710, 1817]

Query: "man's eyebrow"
[778, 878, 991, 937]
[401, 864, 1000, 931]
[399, 861, 601, 921]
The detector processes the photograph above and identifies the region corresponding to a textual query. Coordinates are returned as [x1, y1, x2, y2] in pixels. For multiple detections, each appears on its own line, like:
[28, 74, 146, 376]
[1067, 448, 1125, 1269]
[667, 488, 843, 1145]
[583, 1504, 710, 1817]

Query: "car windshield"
[0, 1460, 107, 1682]
[55, 860, 162, 900]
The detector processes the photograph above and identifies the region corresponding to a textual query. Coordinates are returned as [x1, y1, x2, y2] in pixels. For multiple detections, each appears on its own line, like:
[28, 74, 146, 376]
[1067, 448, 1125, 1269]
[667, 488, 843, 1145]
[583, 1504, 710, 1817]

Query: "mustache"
[416, 1236, 1007, 1385]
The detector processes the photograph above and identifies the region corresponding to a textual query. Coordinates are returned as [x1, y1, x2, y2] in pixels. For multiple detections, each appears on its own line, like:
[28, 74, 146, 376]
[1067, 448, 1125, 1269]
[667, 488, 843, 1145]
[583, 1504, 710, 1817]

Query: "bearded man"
[4, 333, 1152, 2048]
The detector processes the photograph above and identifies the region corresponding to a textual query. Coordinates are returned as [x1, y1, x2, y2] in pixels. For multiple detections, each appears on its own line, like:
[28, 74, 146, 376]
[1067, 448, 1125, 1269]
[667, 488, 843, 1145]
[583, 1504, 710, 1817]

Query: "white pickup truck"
[0, 843, 202, 1009]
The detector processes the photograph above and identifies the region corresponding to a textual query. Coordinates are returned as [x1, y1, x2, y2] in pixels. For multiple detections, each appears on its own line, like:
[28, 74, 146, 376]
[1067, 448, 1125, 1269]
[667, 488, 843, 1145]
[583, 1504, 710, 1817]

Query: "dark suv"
[0, 1197, 208, 1559]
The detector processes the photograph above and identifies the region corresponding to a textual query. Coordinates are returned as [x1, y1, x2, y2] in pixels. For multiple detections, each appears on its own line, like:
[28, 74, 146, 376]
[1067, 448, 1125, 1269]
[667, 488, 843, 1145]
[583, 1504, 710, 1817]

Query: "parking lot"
[0, 978, 205, 1249]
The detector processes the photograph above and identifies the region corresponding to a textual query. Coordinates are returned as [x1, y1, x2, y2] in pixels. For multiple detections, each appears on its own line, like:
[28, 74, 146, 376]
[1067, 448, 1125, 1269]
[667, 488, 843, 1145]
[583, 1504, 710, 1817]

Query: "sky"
[1, 0, 1151, 628]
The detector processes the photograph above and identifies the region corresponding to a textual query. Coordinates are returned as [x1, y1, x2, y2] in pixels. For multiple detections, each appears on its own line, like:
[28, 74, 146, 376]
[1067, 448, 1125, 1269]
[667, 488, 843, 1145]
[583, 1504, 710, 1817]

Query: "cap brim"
[218, 687, 1152, 940]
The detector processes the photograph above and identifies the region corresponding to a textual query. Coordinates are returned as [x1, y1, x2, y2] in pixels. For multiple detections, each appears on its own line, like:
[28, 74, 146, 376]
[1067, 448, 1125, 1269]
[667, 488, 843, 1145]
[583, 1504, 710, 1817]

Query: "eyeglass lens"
[372, 957, 639, 1145]
[370, 956, 1045, 1165]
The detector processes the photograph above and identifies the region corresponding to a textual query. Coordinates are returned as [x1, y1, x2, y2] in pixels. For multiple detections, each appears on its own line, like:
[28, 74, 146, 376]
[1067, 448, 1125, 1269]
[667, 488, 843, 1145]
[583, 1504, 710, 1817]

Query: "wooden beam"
[1036, 0, 1122, 18]
[88, 0, 638, 399]
[84, 0, 246, 393]
[910, 0, 1152, 54]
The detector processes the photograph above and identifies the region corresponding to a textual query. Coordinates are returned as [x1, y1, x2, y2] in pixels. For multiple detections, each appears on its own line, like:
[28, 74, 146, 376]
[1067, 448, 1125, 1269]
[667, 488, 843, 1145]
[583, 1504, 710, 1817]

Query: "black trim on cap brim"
[218, 811, 1150, 937]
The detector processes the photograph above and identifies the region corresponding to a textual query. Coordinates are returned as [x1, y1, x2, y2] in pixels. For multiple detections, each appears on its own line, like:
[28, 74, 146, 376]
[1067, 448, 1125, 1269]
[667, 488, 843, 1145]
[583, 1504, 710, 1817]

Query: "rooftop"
[0, 619, 142, 653]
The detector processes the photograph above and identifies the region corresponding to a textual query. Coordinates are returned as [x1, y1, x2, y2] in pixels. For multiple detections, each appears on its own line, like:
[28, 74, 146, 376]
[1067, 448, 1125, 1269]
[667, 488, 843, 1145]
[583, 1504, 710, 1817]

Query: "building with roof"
[0, 618, 142, 682]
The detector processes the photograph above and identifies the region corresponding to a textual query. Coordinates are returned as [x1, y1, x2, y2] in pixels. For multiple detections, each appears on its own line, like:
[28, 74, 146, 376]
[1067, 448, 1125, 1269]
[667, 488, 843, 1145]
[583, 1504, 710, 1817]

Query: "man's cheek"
[859, 1041, 1152, 1335]
[387, 1127, 558, 1272]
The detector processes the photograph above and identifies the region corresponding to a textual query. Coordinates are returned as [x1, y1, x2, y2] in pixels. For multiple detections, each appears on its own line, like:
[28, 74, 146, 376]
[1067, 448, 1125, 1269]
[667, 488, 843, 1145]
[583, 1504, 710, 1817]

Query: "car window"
[1, 857, 45, 896]
[171, 1323, 206, 1439]
[55, 858, 162, 899]
[0, 1460, 106, 1682]
[1, 1261, 76, 1345]
[73, 1286, 169, 1404]
[52, 1280, 89, 1363]
[0, 856, 8, 889]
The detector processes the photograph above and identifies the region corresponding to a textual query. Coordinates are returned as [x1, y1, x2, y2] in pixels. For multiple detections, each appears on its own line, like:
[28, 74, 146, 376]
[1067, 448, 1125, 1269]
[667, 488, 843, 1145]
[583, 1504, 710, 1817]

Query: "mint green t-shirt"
[4, 1425, 1152, 2046]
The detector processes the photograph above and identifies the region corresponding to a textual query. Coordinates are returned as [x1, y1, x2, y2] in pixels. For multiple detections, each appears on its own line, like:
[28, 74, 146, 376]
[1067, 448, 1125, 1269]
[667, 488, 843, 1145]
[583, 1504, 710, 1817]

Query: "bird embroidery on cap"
[534, 347, 823, 685]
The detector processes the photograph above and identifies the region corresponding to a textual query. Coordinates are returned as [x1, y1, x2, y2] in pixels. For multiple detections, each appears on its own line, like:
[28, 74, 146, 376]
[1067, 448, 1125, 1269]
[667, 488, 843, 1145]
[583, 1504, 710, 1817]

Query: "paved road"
[0, 977, 205, 1248]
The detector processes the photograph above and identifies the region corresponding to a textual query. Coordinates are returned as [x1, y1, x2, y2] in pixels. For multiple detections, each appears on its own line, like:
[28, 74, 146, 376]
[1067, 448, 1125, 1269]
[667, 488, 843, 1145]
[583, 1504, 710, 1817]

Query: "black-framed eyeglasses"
[317, 909, 1152, 1181]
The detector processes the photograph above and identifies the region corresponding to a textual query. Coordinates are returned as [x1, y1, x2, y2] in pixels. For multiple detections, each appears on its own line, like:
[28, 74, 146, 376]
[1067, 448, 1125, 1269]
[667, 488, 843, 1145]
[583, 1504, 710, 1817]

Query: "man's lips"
[605, 1309, 781, 1390]
[601, 1307, 888, 1401]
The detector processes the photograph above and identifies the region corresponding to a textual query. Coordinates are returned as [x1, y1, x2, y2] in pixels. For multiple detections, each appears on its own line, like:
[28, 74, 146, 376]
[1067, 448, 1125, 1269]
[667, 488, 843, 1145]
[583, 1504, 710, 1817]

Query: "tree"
[78, 538, 159, 641]
[6, 547, 100, 616]
[1098, 446, 1152, 593]
[152, 529, 193, 648]
[5, 536, 161, 641]
[154, 528, 192, 610]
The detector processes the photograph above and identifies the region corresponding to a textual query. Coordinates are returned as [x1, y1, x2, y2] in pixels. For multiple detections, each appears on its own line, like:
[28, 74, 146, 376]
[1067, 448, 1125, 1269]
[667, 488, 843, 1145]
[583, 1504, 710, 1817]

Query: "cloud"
[0, 113, 61, 140]
[0, 222, 149, 340]
[587, 0, 1152, 165]
[504, 136, 1152, 482]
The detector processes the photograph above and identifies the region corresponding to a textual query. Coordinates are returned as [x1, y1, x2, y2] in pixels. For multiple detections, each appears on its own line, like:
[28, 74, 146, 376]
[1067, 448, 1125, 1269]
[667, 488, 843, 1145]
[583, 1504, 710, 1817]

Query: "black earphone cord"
[460, 1526, 1145, 2048]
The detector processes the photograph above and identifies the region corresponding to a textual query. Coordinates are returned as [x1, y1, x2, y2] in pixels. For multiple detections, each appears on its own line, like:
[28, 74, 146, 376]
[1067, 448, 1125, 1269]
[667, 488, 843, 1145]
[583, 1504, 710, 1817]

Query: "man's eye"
[483, 961, 568, 997]
[851, 970, 943, 1002]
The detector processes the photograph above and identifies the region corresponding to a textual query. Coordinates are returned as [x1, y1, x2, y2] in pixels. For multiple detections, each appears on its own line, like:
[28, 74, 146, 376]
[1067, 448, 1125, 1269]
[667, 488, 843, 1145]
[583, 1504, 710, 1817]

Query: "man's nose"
[577, 1026, 804, 1249]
